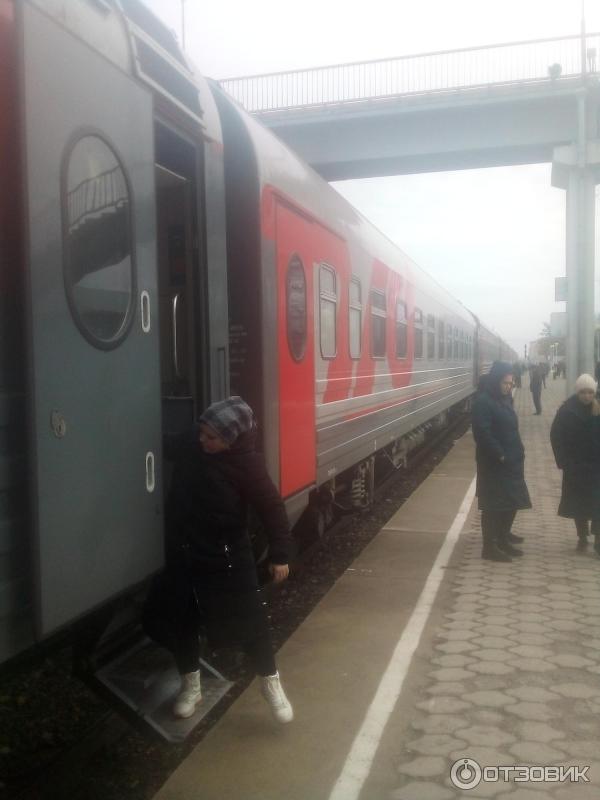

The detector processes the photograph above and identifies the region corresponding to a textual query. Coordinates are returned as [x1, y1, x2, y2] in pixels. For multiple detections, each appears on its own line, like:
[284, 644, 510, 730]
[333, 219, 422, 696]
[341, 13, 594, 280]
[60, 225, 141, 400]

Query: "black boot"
[482, 542, 512, 562]
[506, 532, 524, 544]
[497, 538, 523, 557]
[575, 520, 590, 551]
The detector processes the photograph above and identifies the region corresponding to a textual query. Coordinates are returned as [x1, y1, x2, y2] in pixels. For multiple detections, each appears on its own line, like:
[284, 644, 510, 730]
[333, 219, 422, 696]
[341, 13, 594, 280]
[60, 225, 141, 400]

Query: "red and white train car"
[212, 86, 484, 522]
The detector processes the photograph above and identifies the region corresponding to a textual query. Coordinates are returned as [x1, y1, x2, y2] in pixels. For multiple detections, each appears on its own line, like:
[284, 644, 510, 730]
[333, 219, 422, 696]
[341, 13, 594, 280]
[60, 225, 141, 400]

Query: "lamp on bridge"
[548, 63, 562, 80]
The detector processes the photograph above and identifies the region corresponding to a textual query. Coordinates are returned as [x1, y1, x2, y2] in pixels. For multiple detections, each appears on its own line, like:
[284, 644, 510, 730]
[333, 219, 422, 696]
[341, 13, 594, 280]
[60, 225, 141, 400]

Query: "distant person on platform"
[559, 361, 566, 379]
[550, 374, 600, 554]
[530, 366, 543, 415]
[472, 362, 531, 562]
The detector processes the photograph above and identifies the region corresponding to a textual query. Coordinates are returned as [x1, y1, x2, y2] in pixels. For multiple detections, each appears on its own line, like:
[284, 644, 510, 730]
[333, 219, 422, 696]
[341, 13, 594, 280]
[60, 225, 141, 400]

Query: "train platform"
[152, 375, 600, 800]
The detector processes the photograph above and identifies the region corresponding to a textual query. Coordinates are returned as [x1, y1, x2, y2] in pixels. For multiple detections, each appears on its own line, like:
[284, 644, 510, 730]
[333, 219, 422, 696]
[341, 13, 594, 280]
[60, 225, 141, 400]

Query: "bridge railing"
[220, 33, 600, 113]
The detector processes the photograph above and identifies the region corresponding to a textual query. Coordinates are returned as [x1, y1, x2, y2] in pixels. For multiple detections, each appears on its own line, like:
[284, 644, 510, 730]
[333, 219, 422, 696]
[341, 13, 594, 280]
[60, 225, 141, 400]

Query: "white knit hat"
[575, 373, 597, 392]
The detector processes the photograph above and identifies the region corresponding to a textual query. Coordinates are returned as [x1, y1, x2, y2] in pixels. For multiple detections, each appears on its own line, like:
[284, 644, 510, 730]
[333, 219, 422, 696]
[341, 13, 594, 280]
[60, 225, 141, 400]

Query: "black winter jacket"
[472, 390, 531, 512]
[550, 395, 600, 519]
[164, 431, 292, 585]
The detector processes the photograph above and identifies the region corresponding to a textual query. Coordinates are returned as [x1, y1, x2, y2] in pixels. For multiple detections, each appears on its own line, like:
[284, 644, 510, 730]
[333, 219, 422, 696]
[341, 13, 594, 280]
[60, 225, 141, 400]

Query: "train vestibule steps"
[95, 636, 232, 742]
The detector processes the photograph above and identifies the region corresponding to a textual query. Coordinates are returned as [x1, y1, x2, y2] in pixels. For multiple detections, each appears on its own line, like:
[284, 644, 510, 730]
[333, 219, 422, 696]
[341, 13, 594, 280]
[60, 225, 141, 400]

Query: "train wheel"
[307, 507, 327, 539]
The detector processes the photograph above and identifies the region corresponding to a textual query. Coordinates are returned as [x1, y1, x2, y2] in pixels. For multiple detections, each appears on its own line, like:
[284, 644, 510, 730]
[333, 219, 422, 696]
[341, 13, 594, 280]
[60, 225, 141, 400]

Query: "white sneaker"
[261, 672, 294, 723]
[173, 670, 202, 718]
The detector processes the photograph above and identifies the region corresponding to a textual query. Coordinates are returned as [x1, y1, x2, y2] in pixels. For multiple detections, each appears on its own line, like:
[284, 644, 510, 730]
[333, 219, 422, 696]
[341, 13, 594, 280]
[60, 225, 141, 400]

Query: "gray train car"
[1, 0, 229, 664]
[475, 318, 518, 376]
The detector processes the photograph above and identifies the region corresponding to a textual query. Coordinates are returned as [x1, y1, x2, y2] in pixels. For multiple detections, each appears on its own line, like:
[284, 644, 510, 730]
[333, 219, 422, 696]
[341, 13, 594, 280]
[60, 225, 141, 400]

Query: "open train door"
[18, 2, 163, 636]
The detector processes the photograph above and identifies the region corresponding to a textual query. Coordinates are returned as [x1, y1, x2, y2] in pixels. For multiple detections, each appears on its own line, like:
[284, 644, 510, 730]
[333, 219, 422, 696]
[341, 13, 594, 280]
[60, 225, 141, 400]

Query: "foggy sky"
[144, 0, 600, 354]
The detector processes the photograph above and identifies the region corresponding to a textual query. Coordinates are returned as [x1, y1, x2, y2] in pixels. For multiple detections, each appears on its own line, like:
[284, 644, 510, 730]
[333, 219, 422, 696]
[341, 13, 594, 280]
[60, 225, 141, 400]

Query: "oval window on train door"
[62, 135, 135, 348]
[286, 254, 307, 361]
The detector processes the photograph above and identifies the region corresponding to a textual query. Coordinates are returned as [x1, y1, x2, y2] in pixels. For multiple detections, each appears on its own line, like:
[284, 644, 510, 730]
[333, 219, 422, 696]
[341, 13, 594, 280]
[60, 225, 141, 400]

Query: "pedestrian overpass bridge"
[219, 33, 600, 389]
[220, 33, 600, 180]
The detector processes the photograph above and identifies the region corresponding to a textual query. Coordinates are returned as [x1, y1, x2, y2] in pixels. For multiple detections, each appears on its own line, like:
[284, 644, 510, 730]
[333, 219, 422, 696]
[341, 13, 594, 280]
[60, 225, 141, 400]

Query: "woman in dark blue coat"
[550, 373, 600, 552]
[472, 362, 532, 561]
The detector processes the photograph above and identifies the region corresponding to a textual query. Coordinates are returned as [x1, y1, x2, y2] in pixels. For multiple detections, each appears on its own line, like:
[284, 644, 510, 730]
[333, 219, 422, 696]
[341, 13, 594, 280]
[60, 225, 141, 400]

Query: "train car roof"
[213, 82, 478, 325]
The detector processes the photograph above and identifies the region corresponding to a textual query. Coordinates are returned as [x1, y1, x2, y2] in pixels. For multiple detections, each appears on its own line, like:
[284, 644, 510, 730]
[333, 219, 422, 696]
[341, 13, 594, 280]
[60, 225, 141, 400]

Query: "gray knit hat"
[198, 396, 256, 444]
[575, 374, 597, 393]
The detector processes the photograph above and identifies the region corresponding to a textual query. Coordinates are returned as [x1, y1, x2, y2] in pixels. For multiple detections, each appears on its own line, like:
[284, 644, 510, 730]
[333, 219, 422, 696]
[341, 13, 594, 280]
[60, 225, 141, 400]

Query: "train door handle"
[141, 291, 151, 333]
[172, 293, 183, 379]
[145, 451, 156, 493]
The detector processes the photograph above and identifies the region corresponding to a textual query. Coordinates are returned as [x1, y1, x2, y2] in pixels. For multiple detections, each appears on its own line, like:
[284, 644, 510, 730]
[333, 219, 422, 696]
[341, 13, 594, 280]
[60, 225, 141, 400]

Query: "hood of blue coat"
[485, 361, 514, 400]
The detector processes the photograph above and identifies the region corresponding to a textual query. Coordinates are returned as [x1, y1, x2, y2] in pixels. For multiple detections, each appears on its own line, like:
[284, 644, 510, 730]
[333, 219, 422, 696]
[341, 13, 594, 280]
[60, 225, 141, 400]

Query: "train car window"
[447, 326, 452, 361]
[371, 289, 386, 358]
[427, 314, 436, 359]
[460, 330, 465, 360]
[286, 255, 307, 361]
[349, 278, 362, 359]
[453, 327, 459, 360]
[63, 135, 134, 348]
[414, 308, 423, 359]
[320, 264, 337, 359]
[120, 0, 187, 66]
[438, 320, 445, 359]
[395, 300, 408, 358]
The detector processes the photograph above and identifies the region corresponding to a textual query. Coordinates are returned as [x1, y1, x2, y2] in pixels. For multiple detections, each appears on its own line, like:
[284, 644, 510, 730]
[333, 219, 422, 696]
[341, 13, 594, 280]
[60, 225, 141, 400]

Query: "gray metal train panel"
[19, 0, 164, 637]
[4, 0, 228, 662]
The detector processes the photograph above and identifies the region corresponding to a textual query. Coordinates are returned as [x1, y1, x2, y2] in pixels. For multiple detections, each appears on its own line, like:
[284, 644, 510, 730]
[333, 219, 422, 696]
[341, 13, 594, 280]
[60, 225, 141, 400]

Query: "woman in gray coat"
[550, 373, 600, 553]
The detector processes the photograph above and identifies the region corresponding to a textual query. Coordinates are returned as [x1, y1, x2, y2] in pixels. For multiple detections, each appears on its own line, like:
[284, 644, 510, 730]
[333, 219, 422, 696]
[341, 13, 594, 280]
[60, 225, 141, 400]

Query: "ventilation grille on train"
[134, 37, 203, 119]
[119, 0, 204, 123]
[119, 0, 186, 66]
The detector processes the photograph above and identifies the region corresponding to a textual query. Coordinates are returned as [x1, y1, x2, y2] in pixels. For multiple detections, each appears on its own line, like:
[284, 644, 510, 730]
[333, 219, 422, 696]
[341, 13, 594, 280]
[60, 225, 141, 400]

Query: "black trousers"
[532, 389, 542, 414]
[574, 517, 600, 538]
[481, 509, 517, 545]
[143, 576, 277, 677]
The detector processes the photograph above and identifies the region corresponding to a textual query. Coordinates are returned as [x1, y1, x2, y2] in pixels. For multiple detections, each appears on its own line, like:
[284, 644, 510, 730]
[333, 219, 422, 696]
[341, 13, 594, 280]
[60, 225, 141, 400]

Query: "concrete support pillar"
[552, 127, 600, 393]
[564, 168, 596, 389]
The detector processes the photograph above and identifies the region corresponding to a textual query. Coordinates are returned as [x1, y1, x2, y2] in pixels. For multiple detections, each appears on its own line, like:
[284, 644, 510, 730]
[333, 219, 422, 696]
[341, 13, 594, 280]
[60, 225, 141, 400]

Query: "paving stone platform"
[364, 375, 600, 800]
[153, 374, 600, 800]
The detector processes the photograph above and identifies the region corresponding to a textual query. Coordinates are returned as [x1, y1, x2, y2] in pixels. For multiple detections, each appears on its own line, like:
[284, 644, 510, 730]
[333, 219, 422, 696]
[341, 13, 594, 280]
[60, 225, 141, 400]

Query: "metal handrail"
[219, 32, 600, 114]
